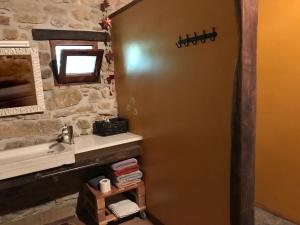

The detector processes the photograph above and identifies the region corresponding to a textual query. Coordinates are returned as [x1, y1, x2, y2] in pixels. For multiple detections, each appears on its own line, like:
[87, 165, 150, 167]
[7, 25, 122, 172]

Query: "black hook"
[183, 34, 190, 47]
[200, 30, 206, 43]
[210, 27, 217, 41]
[176, 36, 183, 48]
[192, 32, 198, 45]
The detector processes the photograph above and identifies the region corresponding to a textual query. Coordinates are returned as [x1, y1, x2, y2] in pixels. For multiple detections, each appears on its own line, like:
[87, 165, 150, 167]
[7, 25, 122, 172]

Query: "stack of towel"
[108, 200, 140, 218]
[109, 158, 143, 188]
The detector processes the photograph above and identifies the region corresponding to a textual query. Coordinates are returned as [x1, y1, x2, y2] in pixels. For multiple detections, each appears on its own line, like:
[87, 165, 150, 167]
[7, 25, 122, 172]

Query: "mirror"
[0, 47, 45, 117]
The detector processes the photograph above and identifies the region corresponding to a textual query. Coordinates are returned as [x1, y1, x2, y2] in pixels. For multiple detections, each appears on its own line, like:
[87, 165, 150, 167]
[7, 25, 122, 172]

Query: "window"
[59, 49, 104, 84]
[50, 40, 103, 85]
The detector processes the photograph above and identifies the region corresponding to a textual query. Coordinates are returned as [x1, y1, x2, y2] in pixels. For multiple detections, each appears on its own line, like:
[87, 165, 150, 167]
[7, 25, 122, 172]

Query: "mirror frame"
[0, 47, 45, 117]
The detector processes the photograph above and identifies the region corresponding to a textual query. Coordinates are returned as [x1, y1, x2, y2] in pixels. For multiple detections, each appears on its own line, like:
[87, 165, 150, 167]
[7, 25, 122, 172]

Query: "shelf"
[32, 29, 108, 41]
[99, 206, 146, 225]
[84, 181, 146, 225]
[87, 181, 143, 198]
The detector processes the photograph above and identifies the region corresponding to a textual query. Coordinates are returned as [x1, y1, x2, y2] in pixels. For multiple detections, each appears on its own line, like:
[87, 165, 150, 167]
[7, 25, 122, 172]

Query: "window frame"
[59, 49, 104, 84]
[49, 40, 100, 85]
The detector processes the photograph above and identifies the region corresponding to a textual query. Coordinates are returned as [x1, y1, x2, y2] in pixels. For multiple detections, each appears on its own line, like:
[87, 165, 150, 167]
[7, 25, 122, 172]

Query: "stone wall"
[0, 0, 132, 224]
[0, 0, 133, 150]
[0, 193, 79, 225]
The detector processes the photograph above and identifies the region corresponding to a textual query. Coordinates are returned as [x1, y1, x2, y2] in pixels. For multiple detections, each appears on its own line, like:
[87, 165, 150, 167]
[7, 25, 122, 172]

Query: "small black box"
[93, 117, 129, 136]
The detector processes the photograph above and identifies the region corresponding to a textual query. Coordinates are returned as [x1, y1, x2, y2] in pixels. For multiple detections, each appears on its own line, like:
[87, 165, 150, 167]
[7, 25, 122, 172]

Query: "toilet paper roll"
[99, 178, 111, 193]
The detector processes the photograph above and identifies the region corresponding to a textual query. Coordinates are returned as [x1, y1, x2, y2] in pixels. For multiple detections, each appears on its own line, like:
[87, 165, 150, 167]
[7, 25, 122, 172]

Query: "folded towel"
[88, 176, 106, 190]
[115, 170, 143, 184]
[111, 158, 138, 171]
[113, 165, 139, 177]
[114, 179, 141, 188]
[108, 200, 140, 218]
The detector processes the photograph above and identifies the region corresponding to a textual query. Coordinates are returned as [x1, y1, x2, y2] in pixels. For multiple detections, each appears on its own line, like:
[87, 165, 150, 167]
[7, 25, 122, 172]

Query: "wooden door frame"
[230, 0, 259, 225]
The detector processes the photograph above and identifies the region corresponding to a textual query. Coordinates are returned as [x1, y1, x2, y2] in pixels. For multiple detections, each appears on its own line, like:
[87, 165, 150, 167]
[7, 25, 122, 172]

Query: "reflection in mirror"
[0, 47, 45, 117]
[0, 55, 37, 109]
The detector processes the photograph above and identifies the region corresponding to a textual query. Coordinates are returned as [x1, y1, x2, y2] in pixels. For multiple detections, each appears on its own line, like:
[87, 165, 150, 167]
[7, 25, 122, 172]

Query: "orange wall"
[256, 1, 300, 223]
[111, 0, 238, 224]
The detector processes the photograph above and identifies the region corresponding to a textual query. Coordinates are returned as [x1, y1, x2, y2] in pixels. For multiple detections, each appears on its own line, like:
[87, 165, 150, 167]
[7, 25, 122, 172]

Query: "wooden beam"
[230, 0, 258, 225]
[109, 0, 142, 19]
[32, 29, 108, 42]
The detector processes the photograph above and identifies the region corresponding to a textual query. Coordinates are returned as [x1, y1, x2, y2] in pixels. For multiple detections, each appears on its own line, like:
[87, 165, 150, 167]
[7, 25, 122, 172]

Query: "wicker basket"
[93, 117, 128, 136]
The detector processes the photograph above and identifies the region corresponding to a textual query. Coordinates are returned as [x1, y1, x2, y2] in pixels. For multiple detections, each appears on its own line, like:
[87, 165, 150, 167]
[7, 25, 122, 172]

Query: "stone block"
[52, 109, 75, 118]
[18, 25, 33, 31]
[43, 79, 55, 91]
[3, 28, 18, 40]
[39, 52, 51, 66]
[68, 23, 84, 29]
[19, 33, 28, 41]
[43, 4, 67, 15]
[100, 87, 110, 98]
[0, 15, 9, 25]
[88, 90, 101, 103]
[51, 0, 75, 3]
[14, 13, 47, 24]
[46, 88, 82, 110]
[24, 112, 51, 120]
[41, 68, 53, 79]
[72, 9, 90, 21]
[76, 119, 91, 129]
[50, 16, 68, 28]
[0, 8, 10, 15]
[38, 41, 50, 51]
[0, 120, 63, 140]
[76, 105, 96, 113]
[98, 101, 111, 110]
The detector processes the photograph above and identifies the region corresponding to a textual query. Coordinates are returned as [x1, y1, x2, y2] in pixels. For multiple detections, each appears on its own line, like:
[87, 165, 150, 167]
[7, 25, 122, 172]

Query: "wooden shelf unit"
[83, 181, 146, 225]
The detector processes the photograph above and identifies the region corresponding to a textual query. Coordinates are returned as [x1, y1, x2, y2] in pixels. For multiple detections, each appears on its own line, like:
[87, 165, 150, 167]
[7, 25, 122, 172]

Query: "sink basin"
[0, 142, 75, 180]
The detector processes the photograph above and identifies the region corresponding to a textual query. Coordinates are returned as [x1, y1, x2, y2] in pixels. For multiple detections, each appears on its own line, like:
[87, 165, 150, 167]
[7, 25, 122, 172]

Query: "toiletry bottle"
[62, 124, 69, 143]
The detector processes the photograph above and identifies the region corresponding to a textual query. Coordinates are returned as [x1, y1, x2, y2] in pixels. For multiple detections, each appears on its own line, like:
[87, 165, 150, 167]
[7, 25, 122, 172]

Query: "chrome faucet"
[67, 125, 75, 144]
[58, 124, 75, 145]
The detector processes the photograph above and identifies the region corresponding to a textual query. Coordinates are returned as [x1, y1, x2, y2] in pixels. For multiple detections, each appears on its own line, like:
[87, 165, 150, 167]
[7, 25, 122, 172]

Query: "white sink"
[0, 142, 75, 180]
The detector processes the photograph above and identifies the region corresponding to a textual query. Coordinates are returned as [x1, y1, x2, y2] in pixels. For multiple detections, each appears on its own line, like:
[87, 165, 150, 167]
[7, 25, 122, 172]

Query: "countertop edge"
[74, 133, 143, 154]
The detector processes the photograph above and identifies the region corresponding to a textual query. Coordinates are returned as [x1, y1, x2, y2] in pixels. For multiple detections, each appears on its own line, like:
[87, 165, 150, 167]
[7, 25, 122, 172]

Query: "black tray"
[93, 118, 128, 136]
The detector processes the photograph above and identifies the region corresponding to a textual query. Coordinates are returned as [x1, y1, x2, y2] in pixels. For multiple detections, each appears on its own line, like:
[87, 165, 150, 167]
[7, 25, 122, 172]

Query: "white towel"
[108, 200, 140, 218]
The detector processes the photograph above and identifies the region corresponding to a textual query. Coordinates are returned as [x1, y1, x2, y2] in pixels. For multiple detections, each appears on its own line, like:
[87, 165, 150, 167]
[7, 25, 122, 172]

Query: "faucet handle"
[67, 125, 75, 144]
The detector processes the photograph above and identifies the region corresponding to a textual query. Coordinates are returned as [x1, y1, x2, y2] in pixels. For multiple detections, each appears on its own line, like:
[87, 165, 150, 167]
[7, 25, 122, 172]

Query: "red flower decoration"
[100, 0, 110, 12]
[105, 33, 111, 46]
[100, 17, 112, 31]
[106, 74, 115, 84]
[105, 50, 114, 64]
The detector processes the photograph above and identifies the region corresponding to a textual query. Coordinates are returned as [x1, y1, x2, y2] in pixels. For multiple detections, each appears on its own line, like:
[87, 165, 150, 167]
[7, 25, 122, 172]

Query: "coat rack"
[176, 27, 218, 48]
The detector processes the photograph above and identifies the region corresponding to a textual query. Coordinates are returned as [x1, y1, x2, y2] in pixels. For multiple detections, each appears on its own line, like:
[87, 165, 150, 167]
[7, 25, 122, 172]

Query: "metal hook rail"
[176, 27, 218, 48]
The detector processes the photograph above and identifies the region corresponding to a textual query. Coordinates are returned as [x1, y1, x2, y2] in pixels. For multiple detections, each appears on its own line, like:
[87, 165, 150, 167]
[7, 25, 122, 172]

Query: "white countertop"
[0, 132, 143, 180]
[0, 142, 75, 180]
[73, 132, 143, 154]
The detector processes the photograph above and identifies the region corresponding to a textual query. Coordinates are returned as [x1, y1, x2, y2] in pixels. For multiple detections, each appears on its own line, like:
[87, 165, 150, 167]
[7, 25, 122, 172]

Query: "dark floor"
[255, 208, 297, 225]
[48, 207, 298, 225]
[46, 216, 153, 225]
